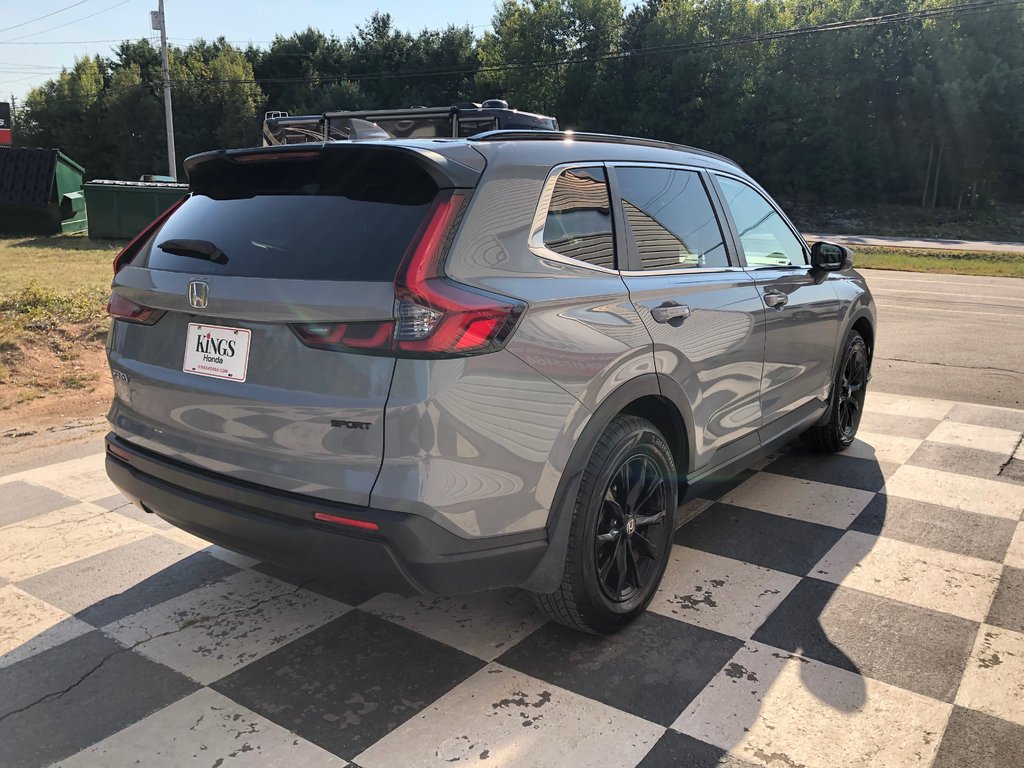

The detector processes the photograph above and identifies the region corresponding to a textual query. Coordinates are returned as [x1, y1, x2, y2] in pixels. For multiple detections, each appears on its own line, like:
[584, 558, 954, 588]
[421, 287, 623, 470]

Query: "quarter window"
[716, 176, 806, 267]
[542, 167, 615, 269]
[615, 167, 728, 270]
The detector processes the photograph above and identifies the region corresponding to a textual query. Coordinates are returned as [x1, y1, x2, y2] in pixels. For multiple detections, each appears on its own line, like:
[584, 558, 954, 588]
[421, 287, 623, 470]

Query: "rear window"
[134, 154, 439, 282]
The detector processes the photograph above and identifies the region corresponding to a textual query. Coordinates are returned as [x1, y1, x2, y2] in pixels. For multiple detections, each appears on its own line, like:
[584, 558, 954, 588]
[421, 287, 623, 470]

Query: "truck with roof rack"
[262, 99, 558, 146]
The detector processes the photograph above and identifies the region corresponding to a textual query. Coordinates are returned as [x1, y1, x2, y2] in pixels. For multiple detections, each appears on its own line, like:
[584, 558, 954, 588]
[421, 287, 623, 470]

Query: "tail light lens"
[113, 195, 188, 274]
[293, 191, 524, 358]
[107, 293, 161, 324]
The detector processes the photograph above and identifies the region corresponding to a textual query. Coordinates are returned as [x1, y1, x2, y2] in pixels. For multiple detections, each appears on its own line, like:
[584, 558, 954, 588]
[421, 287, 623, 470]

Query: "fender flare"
[521, 372, 693, 593]
[815, 304, 875, 426]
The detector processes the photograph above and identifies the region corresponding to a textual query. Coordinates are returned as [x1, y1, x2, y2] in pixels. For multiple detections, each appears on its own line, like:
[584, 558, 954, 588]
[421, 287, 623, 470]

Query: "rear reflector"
[106, 442, 133, 463]
[313, 512, 380, 531]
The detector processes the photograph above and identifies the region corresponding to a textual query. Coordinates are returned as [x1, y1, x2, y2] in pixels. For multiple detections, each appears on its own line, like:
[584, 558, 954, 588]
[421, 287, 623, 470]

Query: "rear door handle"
[651, 303, 691, 324]
[763, 291, 788, 309]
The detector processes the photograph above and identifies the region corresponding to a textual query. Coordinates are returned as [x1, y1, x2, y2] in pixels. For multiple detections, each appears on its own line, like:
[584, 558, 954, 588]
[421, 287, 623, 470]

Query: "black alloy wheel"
[594, 454, 668, 603]
[837, 338, 868, 440]
[533, 414, 677, 634]
[801, 330, 869, 453]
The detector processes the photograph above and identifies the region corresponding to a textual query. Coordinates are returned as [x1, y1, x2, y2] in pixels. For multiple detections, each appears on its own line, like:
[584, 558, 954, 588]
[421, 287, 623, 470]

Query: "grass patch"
[60, 373, 98, 390]
[0, 326, 18, 352]
[851, 246, 1024, 278]
[15, 389, 44, 404]
[0, 282, 108, 331]
[0, 235, 117, 296]
[788, 203, 1024, 243]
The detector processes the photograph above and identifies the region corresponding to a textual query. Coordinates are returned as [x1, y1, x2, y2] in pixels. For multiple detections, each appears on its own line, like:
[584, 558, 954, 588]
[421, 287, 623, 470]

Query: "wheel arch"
[522, 372, 694, 593]
[851, 314, 874, 367]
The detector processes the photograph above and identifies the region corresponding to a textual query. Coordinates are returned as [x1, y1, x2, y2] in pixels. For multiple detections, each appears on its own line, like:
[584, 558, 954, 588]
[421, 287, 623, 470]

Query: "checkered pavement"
[2, 391, 1023, 768]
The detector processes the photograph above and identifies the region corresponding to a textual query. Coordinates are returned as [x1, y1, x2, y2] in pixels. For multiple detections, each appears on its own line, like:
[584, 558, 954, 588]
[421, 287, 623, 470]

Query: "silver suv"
[104, 131, 875, 634]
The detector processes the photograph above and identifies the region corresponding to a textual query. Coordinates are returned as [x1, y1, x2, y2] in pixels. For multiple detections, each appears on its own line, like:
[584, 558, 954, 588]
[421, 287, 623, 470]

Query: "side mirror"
[810, 241, 853, 272]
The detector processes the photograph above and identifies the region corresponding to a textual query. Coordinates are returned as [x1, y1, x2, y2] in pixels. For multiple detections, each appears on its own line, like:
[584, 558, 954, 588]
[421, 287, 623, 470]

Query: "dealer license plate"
[183, 323, 251, 382]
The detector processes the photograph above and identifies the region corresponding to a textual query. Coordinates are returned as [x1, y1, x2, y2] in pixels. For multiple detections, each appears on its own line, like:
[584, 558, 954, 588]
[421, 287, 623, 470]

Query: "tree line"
[14, 0, 1024, 207]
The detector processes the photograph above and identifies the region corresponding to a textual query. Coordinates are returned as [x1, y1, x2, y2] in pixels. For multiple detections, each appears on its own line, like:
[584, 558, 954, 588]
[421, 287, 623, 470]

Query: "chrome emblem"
[625, 517, 637, 536]
[188, 280, 209, 310]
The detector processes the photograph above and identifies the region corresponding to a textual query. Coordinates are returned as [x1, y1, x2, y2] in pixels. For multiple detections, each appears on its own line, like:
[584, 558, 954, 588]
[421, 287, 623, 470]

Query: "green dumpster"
[0, 147, 88, 235]
[83, 180, 189, 240]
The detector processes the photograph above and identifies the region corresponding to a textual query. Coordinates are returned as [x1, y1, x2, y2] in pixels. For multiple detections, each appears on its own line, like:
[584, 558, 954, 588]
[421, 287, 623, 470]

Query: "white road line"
[873, 288, 1024, 303]
[874, 302, 1024, 318]
[865, 274, 1024, 288]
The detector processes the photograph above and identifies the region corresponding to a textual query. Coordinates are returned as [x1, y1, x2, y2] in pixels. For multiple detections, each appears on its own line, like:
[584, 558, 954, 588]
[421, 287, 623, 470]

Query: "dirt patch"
[0, 323, 112, 447]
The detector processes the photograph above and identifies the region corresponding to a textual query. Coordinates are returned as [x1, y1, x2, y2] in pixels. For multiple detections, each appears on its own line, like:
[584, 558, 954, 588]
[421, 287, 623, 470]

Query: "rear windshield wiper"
[157, 238, 228, 265]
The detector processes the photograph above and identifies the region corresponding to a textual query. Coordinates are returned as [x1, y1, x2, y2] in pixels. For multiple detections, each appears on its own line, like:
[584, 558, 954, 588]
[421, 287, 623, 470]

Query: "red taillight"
[107, 293, 159, 324]
[313, 512, 380, 531]
[292, 191, 524, 358]
[113, 195, 188, 274]
[293, 321, 394, 350]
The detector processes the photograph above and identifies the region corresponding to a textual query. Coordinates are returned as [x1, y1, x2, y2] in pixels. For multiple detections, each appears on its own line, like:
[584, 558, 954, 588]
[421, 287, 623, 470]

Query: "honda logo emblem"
[188, 281, 209, 310]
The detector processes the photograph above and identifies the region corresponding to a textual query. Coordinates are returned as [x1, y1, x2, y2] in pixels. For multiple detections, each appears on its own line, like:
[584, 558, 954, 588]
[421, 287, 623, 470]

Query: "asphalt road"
[861, 268, 1024, 409]
[807, 234, 1024, 253]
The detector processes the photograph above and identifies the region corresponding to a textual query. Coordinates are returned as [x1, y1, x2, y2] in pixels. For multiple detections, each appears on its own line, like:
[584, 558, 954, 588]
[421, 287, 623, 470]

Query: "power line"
[0, 38, 139, 45]
[19, 0, 1024, 106]
[0, 73, 62, 87]
[0, 1, 92, 35]
[0, 0, 133, 45]
[165, 0, 1024, 87]
[0, 61, 66, 67]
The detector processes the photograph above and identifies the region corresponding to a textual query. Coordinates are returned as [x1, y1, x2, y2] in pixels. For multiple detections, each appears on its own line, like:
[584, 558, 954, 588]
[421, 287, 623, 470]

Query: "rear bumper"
[104, 433, 547, 596]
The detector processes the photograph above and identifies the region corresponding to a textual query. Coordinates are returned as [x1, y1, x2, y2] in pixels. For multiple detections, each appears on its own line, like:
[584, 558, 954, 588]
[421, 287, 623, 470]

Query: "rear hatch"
[107, 143, 483, 506]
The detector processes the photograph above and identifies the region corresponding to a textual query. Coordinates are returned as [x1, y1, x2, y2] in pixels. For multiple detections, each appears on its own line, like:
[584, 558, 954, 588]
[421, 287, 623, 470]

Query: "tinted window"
[543, 167, 615, 269]
[716, 176, 806, 267]
[616, 167, 728, 270]
[136, 159, 438, 282]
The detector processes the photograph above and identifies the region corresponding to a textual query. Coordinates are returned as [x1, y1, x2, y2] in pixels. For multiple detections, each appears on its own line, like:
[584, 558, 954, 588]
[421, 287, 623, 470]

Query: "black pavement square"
[764, 450, 896, 492]
[497, 611, 743, 727]
[17, 539, 239, 627]
[211, 609, 484, 759]
[702, 468, 758, 503]
[987, 565, 1024, 634]
[638, 730, 758, 768]
[850, 494, 1017, 563]
[99, 495, 173, 528]
[252, 561, 383, 607]
[0, 481, 80, 527]
[92, 492, 131, 511]
[752, 578, 978, 702]
[1000, 457, 1024, 485]
[946, 403, 1024, 432]
[858, 412, 939, 439]
[677, 502, 845, 577]
[0, 630, 198, 768]
[907, 441, 1012, 482]
[932, 706, 1024, 768]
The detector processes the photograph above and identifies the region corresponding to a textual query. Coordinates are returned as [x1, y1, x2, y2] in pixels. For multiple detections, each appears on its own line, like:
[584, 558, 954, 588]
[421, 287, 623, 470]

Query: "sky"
[0, 0, 498, 104]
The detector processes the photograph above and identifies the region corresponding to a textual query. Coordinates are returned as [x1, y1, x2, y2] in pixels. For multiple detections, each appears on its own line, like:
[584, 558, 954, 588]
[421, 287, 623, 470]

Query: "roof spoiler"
[183, 143, 482, 196]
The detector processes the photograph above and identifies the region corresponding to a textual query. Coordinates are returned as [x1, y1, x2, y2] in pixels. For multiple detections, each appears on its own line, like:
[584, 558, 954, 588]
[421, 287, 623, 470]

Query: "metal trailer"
[262, 100, 558, 146]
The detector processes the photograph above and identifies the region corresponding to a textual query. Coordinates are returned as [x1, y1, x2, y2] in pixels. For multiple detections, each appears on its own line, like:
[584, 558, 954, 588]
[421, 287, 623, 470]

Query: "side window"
[716, 176, 806, 267]
[543, 167, 615, 269]
[615, 167, 728, 270]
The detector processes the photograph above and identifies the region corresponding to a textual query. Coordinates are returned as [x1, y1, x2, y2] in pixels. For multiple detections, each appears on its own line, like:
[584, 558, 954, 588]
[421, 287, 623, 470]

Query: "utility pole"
[152, 2, 176, 179]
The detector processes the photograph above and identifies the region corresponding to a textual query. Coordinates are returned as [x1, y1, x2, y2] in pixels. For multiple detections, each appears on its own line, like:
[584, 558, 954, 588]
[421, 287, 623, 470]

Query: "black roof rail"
[467, 129, 740, 168]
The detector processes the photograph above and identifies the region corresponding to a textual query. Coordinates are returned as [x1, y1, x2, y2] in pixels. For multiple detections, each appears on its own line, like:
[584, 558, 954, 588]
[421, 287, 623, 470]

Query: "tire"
[533, 414, 677, 634]
[801, 330, 869, 453]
